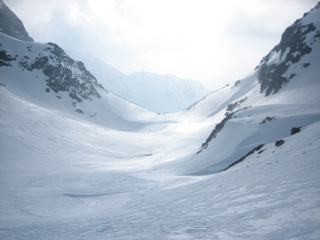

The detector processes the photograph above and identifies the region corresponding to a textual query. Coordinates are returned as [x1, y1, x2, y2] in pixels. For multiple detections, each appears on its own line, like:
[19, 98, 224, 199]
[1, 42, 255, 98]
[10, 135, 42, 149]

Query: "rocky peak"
[257, 3, 320, 97]
[0, 33, 105, 108]
[0, 0, 34, 42]
[31, 42, 104, 103]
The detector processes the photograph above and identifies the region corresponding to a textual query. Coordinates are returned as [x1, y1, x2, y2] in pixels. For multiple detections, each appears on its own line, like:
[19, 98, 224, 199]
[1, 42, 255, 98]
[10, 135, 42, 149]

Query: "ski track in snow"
[0, 85, 320, 240]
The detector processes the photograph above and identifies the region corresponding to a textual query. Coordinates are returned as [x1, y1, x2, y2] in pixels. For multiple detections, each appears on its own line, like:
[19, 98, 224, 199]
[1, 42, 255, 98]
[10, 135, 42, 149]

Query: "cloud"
[4, 0, 319, 90]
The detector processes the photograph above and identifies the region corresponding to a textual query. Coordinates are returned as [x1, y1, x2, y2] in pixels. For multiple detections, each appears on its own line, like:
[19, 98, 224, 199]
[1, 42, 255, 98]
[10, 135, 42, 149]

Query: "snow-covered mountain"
[171, 3, 320, 174]
[0, 31, 158, 131]
[0, 0, 33, 42]
[67, 50, 210, 113]
[1, 1, 320, 239]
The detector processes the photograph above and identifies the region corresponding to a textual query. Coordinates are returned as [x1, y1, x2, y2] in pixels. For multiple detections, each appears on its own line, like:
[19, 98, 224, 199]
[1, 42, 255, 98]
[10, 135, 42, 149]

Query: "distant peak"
[0, 0, 34, 42]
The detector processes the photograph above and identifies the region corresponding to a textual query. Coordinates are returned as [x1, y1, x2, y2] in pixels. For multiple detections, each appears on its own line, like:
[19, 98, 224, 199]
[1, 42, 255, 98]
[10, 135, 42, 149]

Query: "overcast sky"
[5, 0, 319, 90]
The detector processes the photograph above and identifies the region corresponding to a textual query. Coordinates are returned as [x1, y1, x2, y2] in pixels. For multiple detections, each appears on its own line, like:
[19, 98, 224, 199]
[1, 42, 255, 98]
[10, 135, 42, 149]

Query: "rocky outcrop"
[0, 34, 105, 108]
[226, 97, 247, 112]
[197, 112, 235, 154]
[260, 116, 276, 125]
[34, 43, 103, 102]
[0, 1, 107, 114]
[257, 3, 320, 97]
[220, 144, 264, 172]
[291, 127, 301, 135]
[275, 140, 285, 147]
[0, 43, 16, 66]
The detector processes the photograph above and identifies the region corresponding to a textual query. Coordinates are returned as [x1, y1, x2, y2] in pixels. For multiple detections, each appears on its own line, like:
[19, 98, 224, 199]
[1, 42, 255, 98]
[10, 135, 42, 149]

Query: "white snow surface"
[1, 4, 320, 239]
[1, 54, 320, 239]
[0, 81, 320, 239]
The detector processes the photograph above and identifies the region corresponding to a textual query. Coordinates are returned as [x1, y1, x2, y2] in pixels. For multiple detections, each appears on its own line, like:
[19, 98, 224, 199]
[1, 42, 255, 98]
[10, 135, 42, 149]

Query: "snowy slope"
[170, 3, 320, 175]
[0, 32, 159, 131]
[0, 77, 319, 240]
[67, 50, 210, 113]
[0, 2, 320, 240]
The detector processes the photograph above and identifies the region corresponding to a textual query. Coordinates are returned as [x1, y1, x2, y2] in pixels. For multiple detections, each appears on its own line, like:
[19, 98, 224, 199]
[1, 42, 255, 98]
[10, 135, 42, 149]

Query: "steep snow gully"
[1, 1, 320, 240]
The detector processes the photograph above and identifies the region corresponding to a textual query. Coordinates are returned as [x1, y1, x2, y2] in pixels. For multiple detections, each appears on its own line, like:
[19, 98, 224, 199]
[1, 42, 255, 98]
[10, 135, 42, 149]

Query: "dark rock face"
[0, 0, 34, 42]
[198, 106, 251, 154]
[197, 112, 235, 154]
[37, 43, 101, 102]
[0, 35, 105, 105]
[291, 127, 301, 135]
[31, 43, 102, 102]
[260, 116, 276, 125]
[220, 144, 264, 172]
[0, 44, 16, 67]
[226, 97, 247, 112]
[257, 4, 320, 97]
[275, 140, 285, 147]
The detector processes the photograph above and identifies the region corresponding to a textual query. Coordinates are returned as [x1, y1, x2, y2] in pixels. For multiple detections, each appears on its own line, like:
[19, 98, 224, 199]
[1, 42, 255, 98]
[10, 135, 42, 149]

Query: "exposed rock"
[260, 116, 276, 124]
[75, 109, 84, 114]
[275, 140, 285, 147]
[220, 144, 264, 172]
[197, 112, 234, 154]
[291, 127, 301, 135]
[198, 108, 248, 153]
[257, 7, 319, 97]
[0, 1, 107, 108]
[13, 41, 103, 105]
[234, 80, 241, 86]
[0, 46, 16, 67]
[226, 97, 247, 112]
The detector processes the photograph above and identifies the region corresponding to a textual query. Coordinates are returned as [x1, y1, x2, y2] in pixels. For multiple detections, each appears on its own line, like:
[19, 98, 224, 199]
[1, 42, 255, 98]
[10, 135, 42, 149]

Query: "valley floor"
[1, 88, 320, 240]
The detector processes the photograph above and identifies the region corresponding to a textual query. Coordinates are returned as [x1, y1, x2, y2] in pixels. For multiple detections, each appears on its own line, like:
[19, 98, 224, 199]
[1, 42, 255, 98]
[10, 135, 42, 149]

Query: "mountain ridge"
[168, 3, 320, 175]
[0, 32, 160, 131]
[257, 2, 320, 96]
[67, 50, 211, 113]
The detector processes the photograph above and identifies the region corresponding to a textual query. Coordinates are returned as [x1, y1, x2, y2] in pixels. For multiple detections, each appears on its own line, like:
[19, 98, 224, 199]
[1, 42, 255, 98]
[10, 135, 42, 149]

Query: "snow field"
[1, 4, 320, 238]
[1, 85, 320, 239]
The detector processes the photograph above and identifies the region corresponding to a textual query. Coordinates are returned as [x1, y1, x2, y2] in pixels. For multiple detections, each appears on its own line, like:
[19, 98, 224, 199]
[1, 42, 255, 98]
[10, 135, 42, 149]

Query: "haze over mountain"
[0, 0, 210, 114]
[0, 1, 320, 239]
[67, 50, 210, 113]
[5, 0, 318, 91]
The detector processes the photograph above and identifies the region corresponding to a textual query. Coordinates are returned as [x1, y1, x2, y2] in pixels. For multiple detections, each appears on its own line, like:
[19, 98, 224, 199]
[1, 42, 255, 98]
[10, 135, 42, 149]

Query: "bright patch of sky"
[5, 0, 319, 90]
